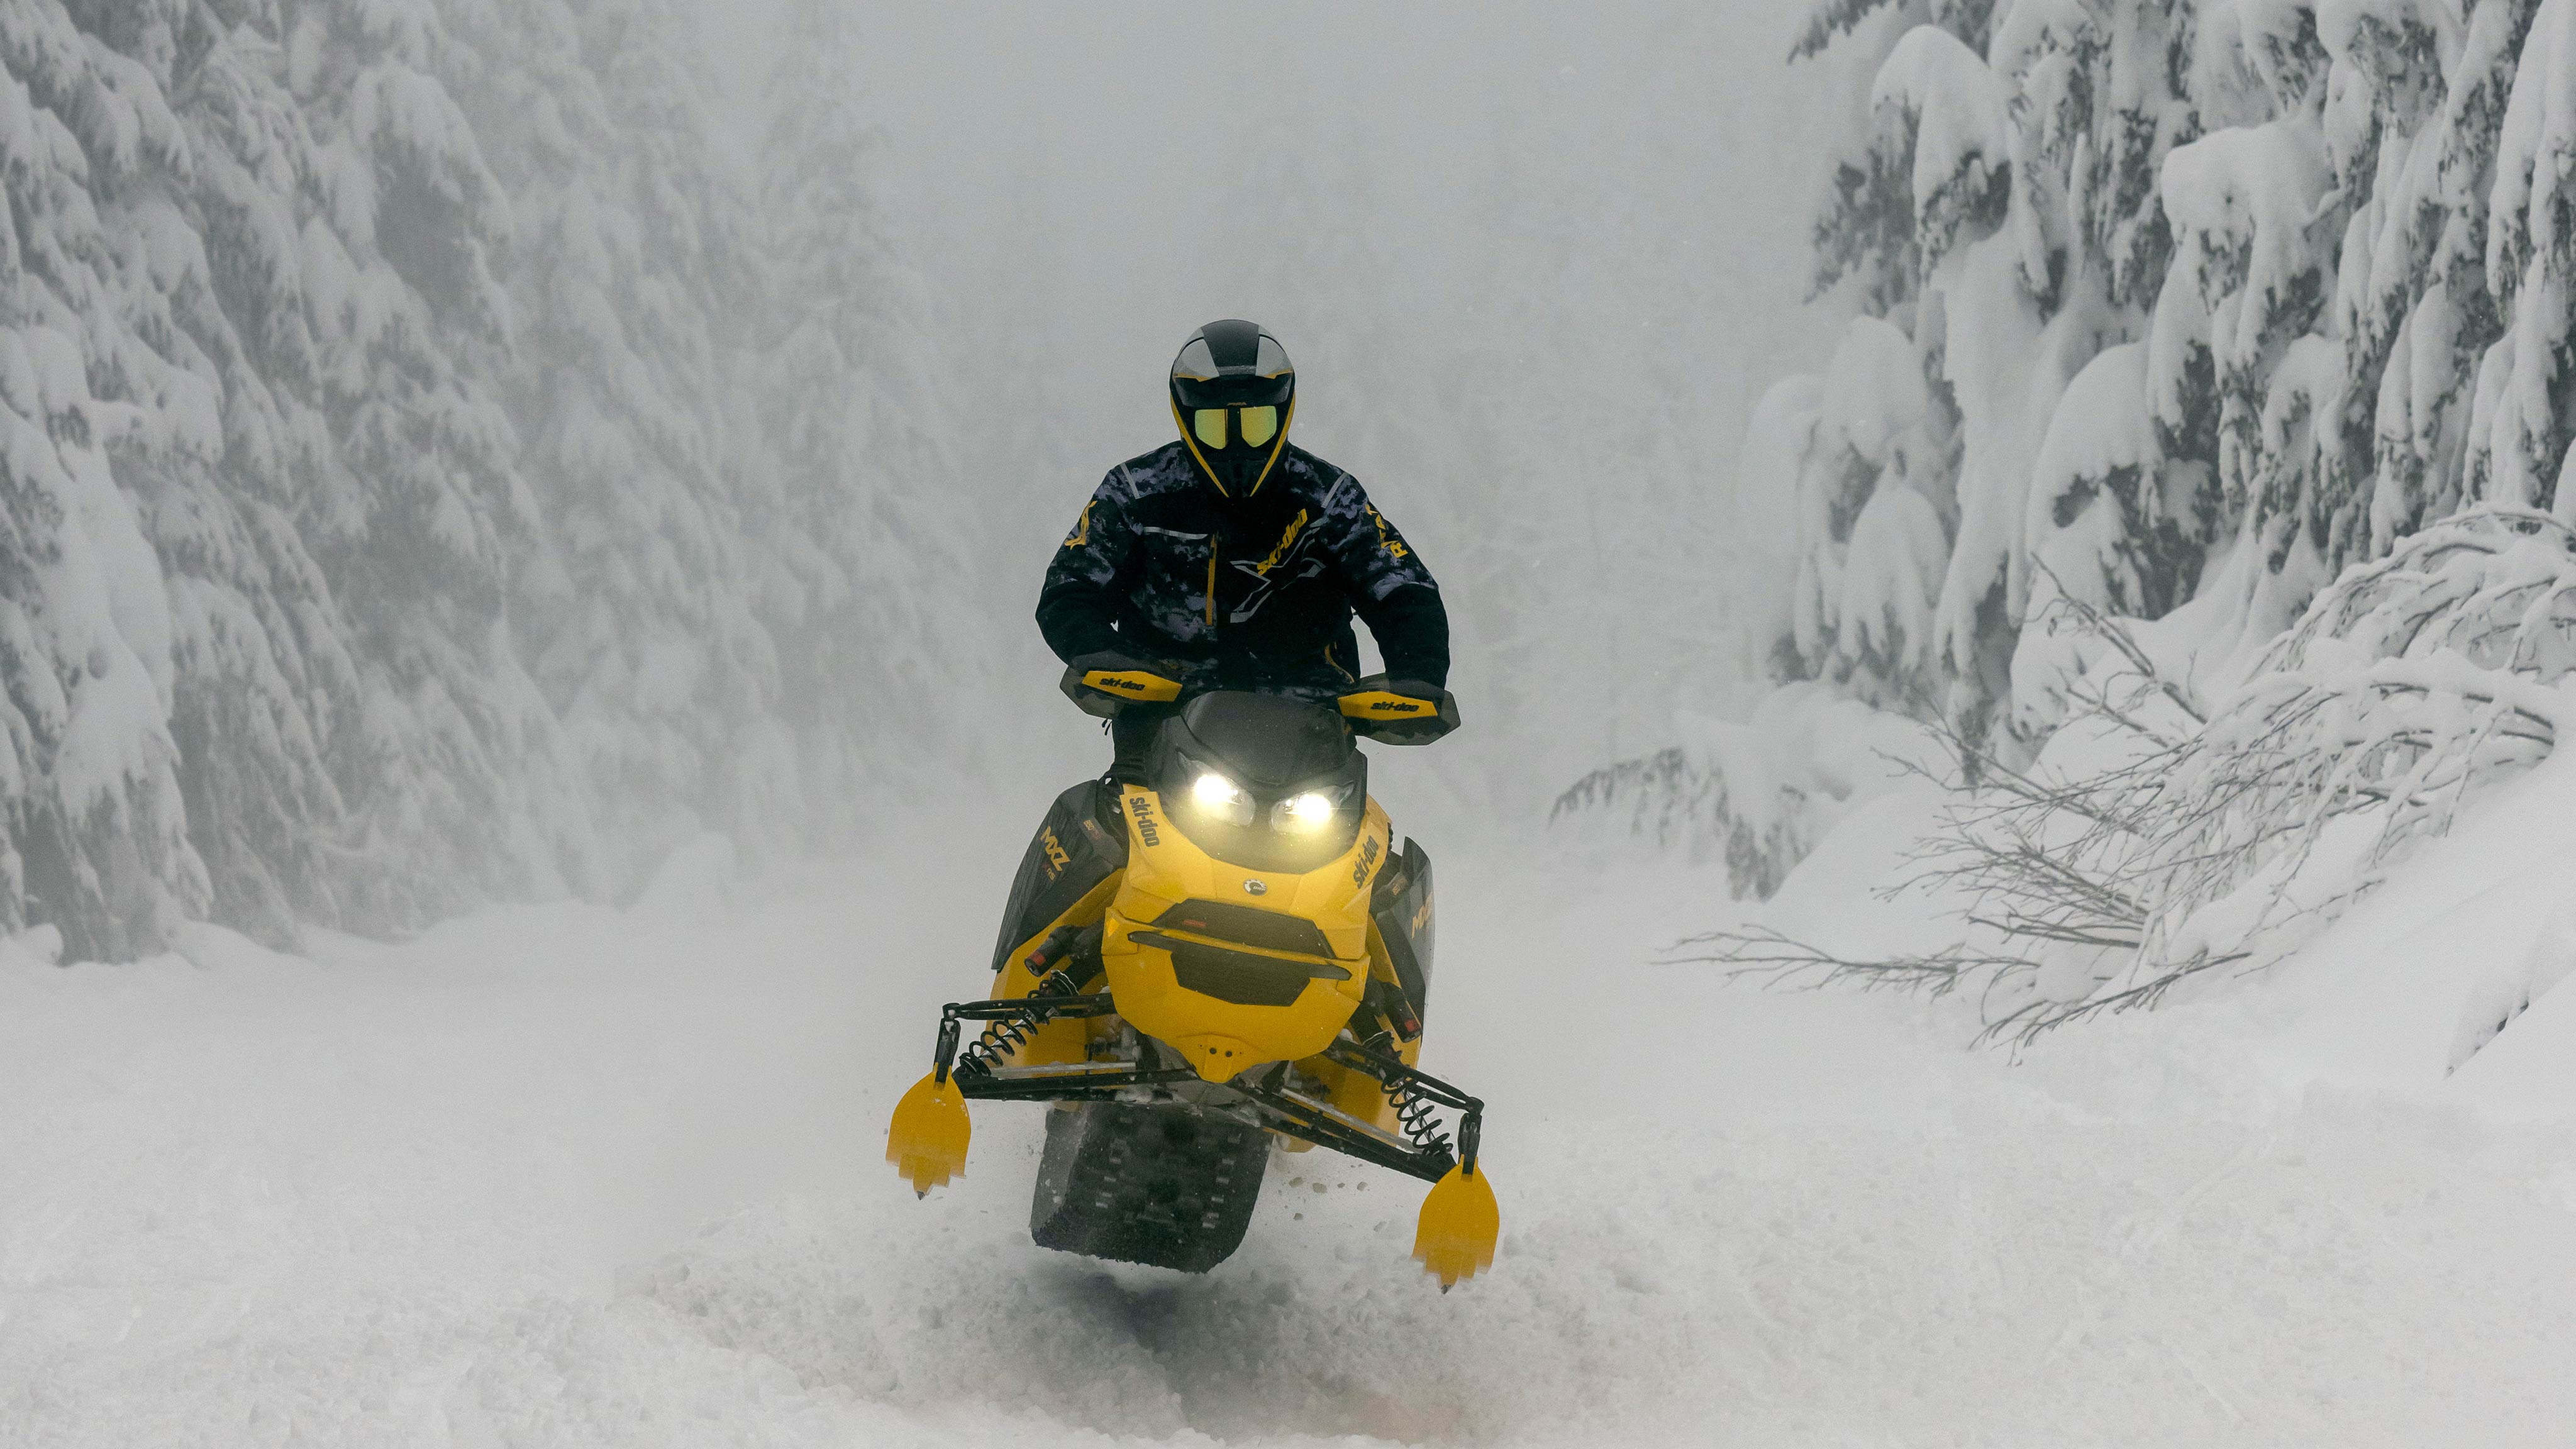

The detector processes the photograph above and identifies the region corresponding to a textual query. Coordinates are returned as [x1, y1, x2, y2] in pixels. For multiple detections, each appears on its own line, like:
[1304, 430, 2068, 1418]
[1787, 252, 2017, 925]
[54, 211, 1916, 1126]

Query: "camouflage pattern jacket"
[1036, 441, 1450, 696]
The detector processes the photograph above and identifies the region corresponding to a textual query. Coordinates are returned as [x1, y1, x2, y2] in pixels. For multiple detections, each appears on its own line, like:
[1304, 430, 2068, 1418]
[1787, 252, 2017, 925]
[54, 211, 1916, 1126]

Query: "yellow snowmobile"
[885, 681, 1498, 1288]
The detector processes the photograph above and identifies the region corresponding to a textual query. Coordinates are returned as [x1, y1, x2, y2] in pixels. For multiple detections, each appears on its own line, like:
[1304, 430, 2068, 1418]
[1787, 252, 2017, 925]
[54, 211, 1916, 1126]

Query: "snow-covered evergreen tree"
[2, 0, 564, 956]
[754, 0, 970, 839]
[1742, 0, 2576, 752]
[1, 0, 947, 959]
[286, 0, 594, 933]
[439, 0, 779, 883]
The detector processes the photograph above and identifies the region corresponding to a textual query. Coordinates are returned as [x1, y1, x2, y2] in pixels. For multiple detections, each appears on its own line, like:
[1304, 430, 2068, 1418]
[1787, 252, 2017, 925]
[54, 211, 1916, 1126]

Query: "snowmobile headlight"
[1271, 789, 1343, 833]
[1189, 770, 1255, 826]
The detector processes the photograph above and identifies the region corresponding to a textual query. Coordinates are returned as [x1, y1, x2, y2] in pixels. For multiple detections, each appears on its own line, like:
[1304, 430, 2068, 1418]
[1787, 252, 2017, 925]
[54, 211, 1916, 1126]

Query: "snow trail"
[5, 811, 2575, 1446]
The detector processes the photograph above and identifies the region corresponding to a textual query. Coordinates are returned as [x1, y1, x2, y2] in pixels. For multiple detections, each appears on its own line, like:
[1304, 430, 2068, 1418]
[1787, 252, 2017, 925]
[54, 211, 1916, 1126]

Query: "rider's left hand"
[1336, 675, 1460, 745]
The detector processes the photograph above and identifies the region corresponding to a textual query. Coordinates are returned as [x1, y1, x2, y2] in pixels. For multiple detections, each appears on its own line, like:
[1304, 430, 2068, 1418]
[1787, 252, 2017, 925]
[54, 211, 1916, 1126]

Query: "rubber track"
[1029, 1101, 1269, 1272]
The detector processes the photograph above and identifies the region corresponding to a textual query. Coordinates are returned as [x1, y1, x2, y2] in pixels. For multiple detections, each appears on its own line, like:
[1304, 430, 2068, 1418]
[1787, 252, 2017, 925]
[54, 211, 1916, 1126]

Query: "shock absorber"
[1384, 1070, 1454, 1162]
[950, 966, 1085, 1080]
[1341, 1029, 1479, 1175]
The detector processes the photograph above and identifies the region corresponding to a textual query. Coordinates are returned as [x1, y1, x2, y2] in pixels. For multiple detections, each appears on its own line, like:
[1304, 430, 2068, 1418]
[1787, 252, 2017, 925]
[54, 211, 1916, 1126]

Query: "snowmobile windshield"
[1149, 692, 1366, 873]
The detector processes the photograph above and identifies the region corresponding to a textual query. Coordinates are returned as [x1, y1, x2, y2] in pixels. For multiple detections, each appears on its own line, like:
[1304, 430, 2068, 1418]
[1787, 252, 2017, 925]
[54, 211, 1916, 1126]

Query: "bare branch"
[1665, 509, 2576, 1047]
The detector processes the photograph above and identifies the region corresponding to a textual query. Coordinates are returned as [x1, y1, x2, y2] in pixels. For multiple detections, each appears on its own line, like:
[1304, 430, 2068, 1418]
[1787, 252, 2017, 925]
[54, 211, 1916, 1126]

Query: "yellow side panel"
[996, 873, 1121, 999]
[991, 872, 1121, 1068]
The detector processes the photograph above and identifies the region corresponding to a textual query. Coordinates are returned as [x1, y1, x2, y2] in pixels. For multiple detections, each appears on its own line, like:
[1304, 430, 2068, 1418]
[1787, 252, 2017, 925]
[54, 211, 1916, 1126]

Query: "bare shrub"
[1672, 509, 2576, 1043]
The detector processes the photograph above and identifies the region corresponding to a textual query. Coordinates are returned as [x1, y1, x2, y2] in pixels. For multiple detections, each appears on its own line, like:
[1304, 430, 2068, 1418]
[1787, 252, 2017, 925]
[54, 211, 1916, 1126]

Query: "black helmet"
[1169, 319, 1295, 496]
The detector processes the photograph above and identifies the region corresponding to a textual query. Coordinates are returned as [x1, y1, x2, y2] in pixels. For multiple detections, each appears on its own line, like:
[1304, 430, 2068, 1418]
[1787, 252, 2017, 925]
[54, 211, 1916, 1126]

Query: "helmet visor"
[1187, 404, 1283, 453]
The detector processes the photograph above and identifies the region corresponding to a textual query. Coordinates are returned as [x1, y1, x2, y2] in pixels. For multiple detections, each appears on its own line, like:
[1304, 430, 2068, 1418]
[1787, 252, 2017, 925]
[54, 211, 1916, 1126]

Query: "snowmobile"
[884, 684, 1498, 1287]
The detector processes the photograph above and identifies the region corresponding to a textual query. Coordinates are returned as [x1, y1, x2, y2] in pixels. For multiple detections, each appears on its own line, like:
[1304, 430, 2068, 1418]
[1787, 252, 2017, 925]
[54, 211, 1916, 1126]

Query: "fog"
[698, 1, 1841, 810]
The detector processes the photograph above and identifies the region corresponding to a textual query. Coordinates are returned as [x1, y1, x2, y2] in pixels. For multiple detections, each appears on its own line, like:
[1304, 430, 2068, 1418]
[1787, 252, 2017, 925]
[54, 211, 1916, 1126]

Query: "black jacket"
[1037, 441, 1449, 695]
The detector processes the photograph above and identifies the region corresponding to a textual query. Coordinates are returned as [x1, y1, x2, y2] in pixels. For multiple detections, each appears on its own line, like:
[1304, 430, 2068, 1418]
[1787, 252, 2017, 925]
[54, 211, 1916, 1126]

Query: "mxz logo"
[1040, 828, 1072, 879]
[1353, 834, 1381, 886]
[1129, 795, 1163, 848]
[1411, 889, 1433, 938]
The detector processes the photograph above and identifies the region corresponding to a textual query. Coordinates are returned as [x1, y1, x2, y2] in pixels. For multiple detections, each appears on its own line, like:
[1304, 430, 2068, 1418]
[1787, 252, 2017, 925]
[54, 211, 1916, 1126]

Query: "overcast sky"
[689, 1, 1830, 453]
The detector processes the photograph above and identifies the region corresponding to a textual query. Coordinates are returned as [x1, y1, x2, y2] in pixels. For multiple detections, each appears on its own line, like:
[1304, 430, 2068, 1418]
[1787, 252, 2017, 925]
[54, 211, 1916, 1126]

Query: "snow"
[2162, 123, 2334, 380]
[2020, 342, 2163, 630]
[8, 810, 2576, 1445]
[2488, 0, 2575, 287]
[1783, 315, 1954, 695]
[1870, 25, 2009, 235]
[1838, 479, 1947, 679]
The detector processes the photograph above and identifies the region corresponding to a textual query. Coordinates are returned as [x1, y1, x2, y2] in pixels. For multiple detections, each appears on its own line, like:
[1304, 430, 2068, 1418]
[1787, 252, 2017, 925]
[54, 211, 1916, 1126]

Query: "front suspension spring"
[1385, 1073, 1453, 1160]
[1339, 1031, 1480, 1175]
[950, 967, 1084, 1080]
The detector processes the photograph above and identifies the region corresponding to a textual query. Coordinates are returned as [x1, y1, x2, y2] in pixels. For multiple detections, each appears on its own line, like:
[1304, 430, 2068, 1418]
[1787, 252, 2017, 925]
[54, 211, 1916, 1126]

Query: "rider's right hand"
[1060, 651, 1185, 718]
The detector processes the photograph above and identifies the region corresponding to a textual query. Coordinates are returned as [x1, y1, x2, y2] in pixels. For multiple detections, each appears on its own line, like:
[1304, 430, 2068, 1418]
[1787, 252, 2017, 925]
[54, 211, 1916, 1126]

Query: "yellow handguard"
[1335, 675, 1460, 745]
[1412, 1162, 1500, 1290]
[1081, 667, 1183, 702]
[886, 1072, 971, 1197]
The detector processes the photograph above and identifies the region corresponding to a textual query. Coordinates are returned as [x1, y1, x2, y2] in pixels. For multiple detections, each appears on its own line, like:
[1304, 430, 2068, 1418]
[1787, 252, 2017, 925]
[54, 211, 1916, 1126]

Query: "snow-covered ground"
[7, 795, 2576, 1447]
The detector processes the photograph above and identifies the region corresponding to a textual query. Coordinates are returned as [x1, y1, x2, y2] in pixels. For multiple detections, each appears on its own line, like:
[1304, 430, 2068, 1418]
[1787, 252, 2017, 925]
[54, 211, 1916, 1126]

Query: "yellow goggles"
[1190, 405, 1280, 451]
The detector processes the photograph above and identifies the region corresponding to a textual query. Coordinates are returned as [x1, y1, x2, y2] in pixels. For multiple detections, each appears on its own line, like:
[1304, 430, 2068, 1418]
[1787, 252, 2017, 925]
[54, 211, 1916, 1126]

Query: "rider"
[1039, 319, 1459, 766]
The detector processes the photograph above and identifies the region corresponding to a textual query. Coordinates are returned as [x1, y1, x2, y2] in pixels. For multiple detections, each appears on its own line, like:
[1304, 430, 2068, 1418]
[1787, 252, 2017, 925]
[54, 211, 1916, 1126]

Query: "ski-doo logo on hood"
[1353, 834, 1380, 886]
[1128, 795, 1163, 848]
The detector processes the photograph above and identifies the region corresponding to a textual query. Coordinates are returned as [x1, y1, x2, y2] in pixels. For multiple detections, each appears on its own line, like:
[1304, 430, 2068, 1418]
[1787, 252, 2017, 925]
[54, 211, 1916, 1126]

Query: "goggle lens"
[1189, 406, 1282, 452]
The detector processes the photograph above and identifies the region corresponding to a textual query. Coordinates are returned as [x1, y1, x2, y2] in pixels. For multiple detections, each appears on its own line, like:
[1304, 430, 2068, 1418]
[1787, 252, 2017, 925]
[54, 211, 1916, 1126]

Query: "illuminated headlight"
[1190, 771, 1254, 826]
[1270, 790, 1342, 833]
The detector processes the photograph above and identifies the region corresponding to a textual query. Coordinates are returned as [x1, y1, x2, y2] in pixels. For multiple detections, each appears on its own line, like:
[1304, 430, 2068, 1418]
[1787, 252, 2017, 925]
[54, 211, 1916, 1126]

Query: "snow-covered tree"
[1, 0, 567, 956]
[433, 0, 774, 882]
[753, 0, 971, 838]
[1740, 0, 2576, 762]
[1, 0, 948, 959]
[286, 0, 594, 933]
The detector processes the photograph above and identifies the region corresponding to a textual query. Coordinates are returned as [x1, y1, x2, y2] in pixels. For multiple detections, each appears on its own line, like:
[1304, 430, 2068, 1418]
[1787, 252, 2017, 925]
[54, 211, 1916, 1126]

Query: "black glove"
[1336, 675, 1460, 745]
[1060, 651, 1184, 719]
